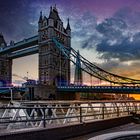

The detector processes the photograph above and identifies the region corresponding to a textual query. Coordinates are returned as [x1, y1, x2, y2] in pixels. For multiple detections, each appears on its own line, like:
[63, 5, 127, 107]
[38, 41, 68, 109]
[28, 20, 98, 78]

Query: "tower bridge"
[0, 5, 140, 99]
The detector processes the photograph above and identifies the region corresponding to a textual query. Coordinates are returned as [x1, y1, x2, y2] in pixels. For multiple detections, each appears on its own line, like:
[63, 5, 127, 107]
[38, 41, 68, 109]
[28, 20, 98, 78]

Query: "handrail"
[0, 101, 139, 130]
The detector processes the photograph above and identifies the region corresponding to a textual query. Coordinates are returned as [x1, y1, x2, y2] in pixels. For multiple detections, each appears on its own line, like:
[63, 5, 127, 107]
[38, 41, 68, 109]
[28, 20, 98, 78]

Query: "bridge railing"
[0, 100, 140, 130]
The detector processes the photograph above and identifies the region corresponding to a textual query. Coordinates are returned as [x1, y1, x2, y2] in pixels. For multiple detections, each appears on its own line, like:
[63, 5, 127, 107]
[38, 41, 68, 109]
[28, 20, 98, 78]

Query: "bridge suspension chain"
[52, 38, 140, 86]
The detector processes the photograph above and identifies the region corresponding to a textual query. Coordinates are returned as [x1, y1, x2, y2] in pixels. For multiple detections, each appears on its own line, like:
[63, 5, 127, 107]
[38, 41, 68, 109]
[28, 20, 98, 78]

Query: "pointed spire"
[66, 18, 71, 30]
[38, 11, 43, 23]
[0, 33, 7, 47]
[10, 40, 14, 46]
[0, 33, 3, 38]
[49, 6, 53, 19]
[53, 4, 57, 11]
[49, 5, 61, 20]
[50, 6, 53, 12]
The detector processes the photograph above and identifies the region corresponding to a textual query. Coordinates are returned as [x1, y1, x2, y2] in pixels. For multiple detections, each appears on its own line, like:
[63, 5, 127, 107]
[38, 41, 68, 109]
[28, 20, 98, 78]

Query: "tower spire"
[0, 33, 7, 47]
[38, 11, 43, 23]
[66, 18, 71, 30]
[49, 5, 60, 20]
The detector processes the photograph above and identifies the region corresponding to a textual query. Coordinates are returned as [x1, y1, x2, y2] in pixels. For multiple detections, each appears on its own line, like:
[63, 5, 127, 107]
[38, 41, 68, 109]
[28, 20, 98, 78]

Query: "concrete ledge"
[0, 116, 133, 140]
[88, 131, 140, 140]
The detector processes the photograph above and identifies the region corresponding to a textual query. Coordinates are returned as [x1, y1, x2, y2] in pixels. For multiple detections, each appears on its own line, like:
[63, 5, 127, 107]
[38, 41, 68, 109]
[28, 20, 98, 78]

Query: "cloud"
[67, 7, 140, 80]
[77, 7, 140, 62]
[97, 60, 140, 79]
[96, 17, 140, 61]
[114, 7, 140, 30]
[0, 0, 38, 43]
[72, 12, 102, 49]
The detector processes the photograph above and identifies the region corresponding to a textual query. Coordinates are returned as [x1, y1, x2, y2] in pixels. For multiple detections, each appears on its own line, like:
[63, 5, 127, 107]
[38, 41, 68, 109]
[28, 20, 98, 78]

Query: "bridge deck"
[57, 86, 140, 93]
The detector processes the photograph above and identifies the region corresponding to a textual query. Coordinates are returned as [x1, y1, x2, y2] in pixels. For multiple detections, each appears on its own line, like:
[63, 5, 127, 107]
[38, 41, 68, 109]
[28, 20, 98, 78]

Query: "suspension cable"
[52, 38, 140, 86]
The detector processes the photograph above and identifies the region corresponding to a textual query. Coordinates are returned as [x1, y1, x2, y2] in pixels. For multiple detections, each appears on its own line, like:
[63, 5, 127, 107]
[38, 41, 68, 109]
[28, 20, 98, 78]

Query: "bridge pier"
[57, 92, 80, 100]
[0, 56, 12, 86]
[0, 34, 12, 86]
[34, 85, 56, 100]
[33, 86, 80, 100]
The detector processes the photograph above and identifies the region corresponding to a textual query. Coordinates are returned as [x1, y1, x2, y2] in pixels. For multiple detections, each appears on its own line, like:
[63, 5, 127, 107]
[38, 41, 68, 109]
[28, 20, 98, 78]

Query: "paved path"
[67, 123, 140, 140]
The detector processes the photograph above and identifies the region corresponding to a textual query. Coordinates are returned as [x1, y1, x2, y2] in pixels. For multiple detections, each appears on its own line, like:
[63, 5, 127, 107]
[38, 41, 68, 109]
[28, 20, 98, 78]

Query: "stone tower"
[38, 6, 71, 98]
[0, 34, 12, 86]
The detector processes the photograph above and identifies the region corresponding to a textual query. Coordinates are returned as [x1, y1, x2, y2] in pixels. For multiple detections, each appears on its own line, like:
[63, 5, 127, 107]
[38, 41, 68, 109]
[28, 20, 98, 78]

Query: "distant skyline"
[0, 0, 140, 88]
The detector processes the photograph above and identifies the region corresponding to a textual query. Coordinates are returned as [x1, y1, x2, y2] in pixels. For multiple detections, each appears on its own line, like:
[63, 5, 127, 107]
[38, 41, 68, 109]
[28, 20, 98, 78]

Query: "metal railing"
[0, 100, 140, 130]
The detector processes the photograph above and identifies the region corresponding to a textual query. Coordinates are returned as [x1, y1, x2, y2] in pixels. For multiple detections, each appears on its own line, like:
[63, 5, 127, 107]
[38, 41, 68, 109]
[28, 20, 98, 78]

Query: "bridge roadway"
[0, 87, 26, 95]
[57, 86, 140, 94]
[1, 86, 140, 94]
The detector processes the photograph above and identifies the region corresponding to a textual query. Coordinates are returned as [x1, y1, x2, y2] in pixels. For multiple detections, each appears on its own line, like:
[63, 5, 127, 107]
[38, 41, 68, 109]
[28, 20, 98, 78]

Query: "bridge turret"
[66, 18, 71, 36]
[48, 5, 63, 33]
[48, 5, 61, 21]
[10, 40, 15, 46]
[0, 33, 7, 48]
[48, 6, 54, 27]
[66, 18, 71, 47]
[38, 11, 43, 30]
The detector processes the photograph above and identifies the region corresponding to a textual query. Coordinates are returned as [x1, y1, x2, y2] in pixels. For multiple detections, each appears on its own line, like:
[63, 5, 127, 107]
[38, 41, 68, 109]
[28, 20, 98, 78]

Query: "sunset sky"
[0, 0, 140, 94]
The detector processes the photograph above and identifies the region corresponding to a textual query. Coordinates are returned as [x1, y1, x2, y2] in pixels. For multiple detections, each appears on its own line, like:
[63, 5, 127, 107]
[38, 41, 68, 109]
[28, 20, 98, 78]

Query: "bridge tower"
[37, 6, 71, 99]
[0, 34, 12, 86]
